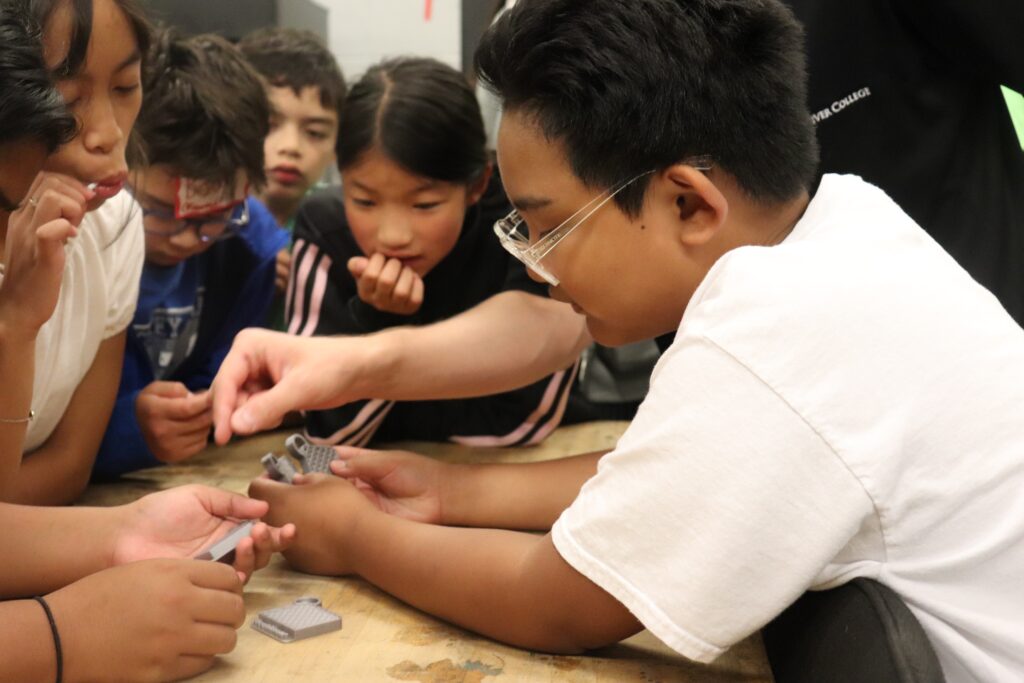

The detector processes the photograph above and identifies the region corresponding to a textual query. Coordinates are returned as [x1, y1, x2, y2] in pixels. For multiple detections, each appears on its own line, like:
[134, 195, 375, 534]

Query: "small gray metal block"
[285, 434, 338, 474]
[261, 453, 298, 484]
[252, 597, 342, 643]
[194, 520, 255, 563]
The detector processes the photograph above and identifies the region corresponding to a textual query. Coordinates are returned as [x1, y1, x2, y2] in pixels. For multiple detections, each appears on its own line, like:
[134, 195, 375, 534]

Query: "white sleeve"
[551, 335, 876, 663]
[102, 195, 145, 338]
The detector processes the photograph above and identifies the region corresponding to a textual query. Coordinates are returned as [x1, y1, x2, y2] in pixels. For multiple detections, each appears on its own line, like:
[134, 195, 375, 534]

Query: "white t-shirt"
[552, 174, 1024, 683]
[17, 191, 144, 451]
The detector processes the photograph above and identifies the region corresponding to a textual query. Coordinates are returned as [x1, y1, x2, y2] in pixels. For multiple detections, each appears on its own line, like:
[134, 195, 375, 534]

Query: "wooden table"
[80, 423, 772, 683]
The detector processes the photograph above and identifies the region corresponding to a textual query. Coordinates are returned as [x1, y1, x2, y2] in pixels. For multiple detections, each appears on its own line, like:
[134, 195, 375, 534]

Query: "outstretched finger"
[188, 484, 270, 522]
[330, 450, 400, 483]
[228, 379, 299, 436]
[211, 349, 255, 443]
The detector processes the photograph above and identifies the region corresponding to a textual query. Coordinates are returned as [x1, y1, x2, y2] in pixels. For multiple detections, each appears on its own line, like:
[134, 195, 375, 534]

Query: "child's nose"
[275, 125, 302, 157]
[377, 215, 414, 249]
[81, 96, 125, 155]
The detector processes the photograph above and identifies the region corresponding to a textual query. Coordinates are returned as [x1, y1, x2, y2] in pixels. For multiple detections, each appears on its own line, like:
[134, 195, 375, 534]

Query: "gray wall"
[142, 0, 327, 42]
[461, 0, 501, 78]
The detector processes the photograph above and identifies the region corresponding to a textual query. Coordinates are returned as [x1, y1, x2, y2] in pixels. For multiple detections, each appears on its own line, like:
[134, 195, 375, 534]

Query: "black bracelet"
[33, 596, 62, 683]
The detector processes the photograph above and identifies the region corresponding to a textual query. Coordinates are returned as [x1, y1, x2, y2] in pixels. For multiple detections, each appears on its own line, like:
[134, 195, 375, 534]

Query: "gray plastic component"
[285, 434, 338, 474]
[251, 597, 342, 643]
[194, 520, 255, 563]
[262, 453, 298, 484]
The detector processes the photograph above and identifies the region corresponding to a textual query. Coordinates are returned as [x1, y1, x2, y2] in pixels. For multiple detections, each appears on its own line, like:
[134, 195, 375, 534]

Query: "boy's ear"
[660, 162, 728, 247]
[466, 161, 494, 206]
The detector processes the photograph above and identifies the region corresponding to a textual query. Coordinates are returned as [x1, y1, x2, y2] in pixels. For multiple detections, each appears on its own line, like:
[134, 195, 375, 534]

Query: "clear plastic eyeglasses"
[493, 156, 712, 286]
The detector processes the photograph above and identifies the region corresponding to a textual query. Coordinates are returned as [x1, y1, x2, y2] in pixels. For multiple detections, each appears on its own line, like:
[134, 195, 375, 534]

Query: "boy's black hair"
[475, 0, 819, 215]
[135, 29, 270, 189]
[238, 27, 346, 116]
[337, 57, 488, 185]
[0, 1, 76, 152]
[29, 0, 151, 79]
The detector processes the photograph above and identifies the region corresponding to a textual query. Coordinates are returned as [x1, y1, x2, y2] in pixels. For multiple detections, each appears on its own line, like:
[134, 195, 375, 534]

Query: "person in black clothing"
[649, 0, 1024, 354]
[286, 57, 578, 447]
[792, 0, 1024, 324]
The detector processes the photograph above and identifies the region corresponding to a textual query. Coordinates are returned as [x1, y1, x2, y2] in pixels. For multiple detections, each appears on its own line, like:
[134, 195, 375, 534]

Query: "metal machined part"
[261, 453, 299, 484]
[193, 520, 255, 563]
[285, 434, 338, 474]
[252, 597, 342, 643]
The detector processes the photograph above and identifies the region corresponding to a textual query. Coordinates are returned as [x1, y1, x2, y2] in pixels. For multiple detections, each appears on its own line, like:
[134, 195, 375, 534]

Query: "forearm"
[0, 320, 37, 494]
[8, 440, 100, 505]
[0, 599, 60, 683]
[6, 334, 124, 504]
[444, 451, 604, 530]
[0, 503, 118, 596]
[367, 292, 589, 401]
[349, 514, 631, 653]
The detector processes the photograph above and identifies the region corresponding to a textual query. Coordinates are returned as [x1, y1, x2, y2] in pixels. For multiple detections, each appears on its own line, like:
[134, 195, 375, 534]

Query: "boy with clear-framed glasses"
[242, 0, 1024, 679]
[93, 31, 287, 478]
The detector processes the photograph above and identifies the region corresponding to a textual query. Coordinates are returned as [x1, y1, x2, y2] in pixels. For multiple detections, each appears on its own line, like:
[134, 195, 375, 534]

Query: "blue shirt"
[132, 253, 207, 379]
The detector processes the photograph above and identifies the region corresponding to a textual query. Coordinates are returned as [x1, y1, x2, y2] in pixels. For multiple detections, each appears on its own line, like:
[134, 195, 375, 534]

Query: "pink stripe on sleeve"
[299, 252, 333, 337]
[287, 242, 319, 335]
[449, 359, 580, 448]
[521, 359, 580, 445]
[284, 238, 306, 324]
[308, 399, 394, 445]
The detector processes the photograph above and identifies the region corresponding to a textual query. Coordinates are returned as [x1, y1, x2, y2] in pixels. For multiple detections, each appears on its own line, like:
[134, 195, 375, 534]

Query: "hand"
[0, 173, 91, 336]
[47, 559, 245, 683]
[112, 484, 296, 582]
[348, 253, 424, 316]
[136, 382, 213, 463]
[211, 329, 380, 443]
[331, 446, 447, 524]
[275, 247, 291, 294]
[249, 474, 377, 576]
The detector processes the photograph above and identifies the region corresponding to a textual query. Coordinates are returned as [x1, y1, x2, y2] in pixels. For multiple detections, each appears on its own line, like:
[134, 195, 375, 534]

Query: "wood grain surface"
[79, 423, 772, 683]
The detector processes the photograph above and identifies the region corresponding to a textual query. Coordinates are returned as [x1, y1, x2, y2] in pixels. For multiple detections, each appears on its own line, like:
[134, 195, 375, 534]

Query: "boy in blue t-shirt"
[94, 31, 287, 477]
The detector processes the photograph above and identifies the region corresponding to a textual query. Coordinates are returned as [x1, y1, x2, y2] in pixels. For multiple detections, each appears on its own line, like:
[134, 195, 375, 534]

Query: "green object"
[1004, 86, 1024, 150]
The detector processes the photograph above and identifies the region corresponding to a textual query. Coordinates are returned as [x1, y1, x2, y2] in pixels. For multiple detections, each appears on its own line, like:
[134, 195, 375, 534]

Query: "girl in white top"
[0, 0, 149, 505]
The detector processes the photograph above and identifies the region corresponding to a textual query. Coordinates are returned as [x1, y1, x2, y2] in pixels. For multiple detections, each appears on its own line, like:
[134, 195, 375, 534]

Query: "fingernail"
[236, 409, 255, 432]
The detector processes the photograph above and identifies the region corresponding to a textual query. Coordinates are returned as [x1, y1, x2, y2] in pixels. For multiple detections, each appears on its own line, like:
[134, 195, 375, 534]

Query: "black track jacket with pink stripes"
[285, 175, 578, 447]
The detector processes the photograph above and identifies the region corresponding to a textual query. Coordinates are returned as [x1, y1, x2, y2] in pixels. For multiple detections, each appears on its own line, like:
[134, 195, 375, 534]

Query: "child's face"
[133, 165, 247, 267]
[496, 112, 700, 347]
[262, 86, 338, 207]
[40, 0, 143, 213]
[341, 148, 488, 278]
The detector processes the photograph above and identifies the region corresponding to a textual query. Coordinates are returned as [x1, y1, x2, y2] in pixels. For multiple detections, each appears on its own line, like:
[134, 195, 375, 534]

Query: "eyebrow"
[116, 49, 142, 73]
[349, 180, 440, 195]
[302, 117, 337, 127]
[510, 196, 553, 212]
[350, 180, 376, 194]
[55, 49, 141, 81]
[412, 181, 440, 193]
